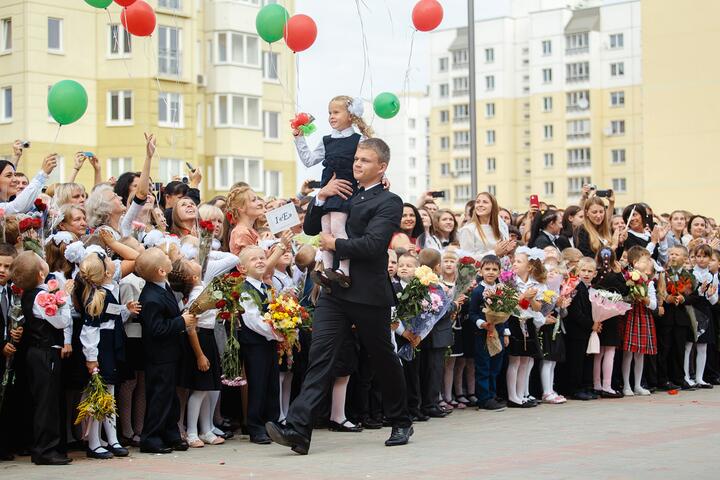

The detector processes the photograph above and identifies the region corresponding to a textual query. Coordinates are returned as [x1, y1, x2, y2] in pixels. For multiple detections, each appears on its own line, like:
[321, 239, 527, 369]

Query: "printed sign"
[265, 202, 301, 235]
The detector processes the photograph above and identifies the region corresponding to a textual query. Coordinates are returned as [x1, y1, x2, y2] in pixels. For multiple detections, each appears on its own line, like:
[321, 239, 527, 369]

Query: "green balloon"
[373, 92, 401, 119]
[256, 4, 289, 43]
[84, 0, 113, 8]
[48, 80, 88, 126]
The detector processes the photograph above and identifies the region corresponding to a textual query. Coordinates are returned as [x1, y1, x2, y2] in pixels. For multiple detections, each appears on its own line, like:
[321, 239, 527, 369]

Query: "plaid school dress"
[621, 302, 657, 354]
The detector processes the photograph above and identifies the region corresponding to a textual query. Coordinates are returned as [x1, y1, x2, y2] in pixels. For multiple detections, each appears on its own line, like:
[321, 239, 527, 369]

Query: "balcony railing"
[566, 104, 590, 112]
[452, 89, 469, 97]
[566, 75, 589, 83]
[566, 46, 589, 55]
[452, 62, 469, 70]
[567, 132, 591, 141]
[453, 116, 469, 123]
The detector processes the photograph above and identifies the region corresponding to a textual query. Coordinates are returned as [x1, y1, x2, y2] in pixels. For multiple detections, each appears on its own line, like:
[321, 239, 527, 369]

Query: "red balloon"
[114, 0, 137, 6]
[412, 0, 444, 32]
[120, 0, 156, 37]
[284, 14, 317, 53]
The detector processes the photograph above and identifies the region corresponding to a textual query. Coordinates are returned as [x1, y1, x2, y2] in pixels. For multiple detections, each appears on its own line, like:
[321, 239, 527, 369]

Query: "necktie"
[0, 288, 7, 320]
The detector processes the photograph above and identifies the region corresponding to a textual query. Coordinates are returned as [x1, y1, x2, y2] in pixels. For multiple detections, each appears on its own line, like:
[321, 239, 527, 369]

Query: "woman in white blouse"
[458, 192, 516, 259]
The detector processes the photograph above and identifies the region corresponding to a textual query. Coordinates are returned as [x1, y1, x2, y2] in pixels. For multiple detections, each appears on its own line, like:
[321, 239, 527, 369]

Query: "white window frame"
[486, 157, 496, 173]
[485, 102, 495, 118]
[567, 148, 591, 167]
[610, 62, 625, 77]
[107, 90, 133, 126]
[544, 153, 554, 168]
[0, 86, 11, 123]
[485, 75, 495, 91]
[487, 185, 497, 197]
[454, 185, 471, 203]
[541, 39, 552, 56]
[439, 83, 449, 98]
[454, 104, 469, 121]
[107, 157, 133, 179]
[542, 68, 552, 84]
[215, 94, 261, 129]
[439, 57, 448, 72]
[263, 110, 280, 140]
[262, 51, 279, 81]
[566, 62, 590, 82]
[1, 18, 11, 53]
[48, 17, 63, 53]
[612, 178, 627, 193]
[214, 156, 263, 190]
[542, 96, 553, 112]
[611, 120, 625, 135]
[568, 176, 592, 194]
[408, 118, 416, 129]
[609, 33, 624, 49]
[440, 137, 449, 151]
[409, 137, 416, 149]
[158, 0, 182, 10]
[439, 110, 449, 123]
[159, 158, 185, 183]
[610, 91, 625, 107]
[543, 125, 553, 140]
[440, 163, 450, 176]
[108, 23, 132, 58]
[485, 48, 494, 63]
[265, 170, 282, 197]
[158, 25, 182, 76]
[453, 131, 470, 150]
[611, 149, 626, 164]
[544, 181, 554, 196]
[158, 92, 184, 128]
[486, 130, 496, 145]
[215, 31, 260, 67]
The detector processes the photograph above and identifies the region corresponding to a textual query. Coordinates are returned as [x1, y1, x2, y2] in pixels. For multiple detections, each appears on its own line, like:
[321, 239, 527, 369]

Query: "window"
[263, 111, 280, 139]
[409, 157, 417, 168]
[544, 181, 554, 196]
[408, 118, 416, 129]
[108, 24, 132, 56]
[107, 158, 132, 179]
[566, 62, 590, 82]
[1, 18, 11, 52]
[158, 0, 182, 9]
[265, 170, 282, 197]
[439, 83, 449, 98]
[611, 149, 626, 164]
[566, 32, 589, 53]
[542, 96, 553, 112]
[486, 130, 496, 145]
[487, 185, 497, 196]
[567, 119, 590, 138]
[485, 75, 495, 91]
[216, 32, 260, 66]
[48, 18, 63, 52]
[439, 57, 449, 72]
[0, 87, 11, 122]
[544, 153, 554, 168]
[440, 162, 450, 176]
[215, 94, 260, 128]
[46, 156, 65, 184]
[439, 137, 449, 151]
[455, 157, 470, 175]
[453, 77, 469, 96]
[454, 104, 469, 121]
[453, 131, 469, 150]
[543, 125, 553, 140]
[610, 91, 625, 107]
[107, 90, 133, 125]
[610, 120, 625, 135]
[611, 62, 625, 77]
[485, 102, 495, 118]
[486, 157, 496, 173]
[159, 158, 184, 183]
[567, 148, 591, 167]
[485, 48, 494, 63]
[262, 51, 279, 80]
[409, 176, 417, 188]
[612, 178, 627, 193]
[158, 26, 181, 75]
[542, 40, 552, 56]
[439, 110, 449, 123]
[609, 33, 624, 49]
[158, 92, 183, 128]
[409, 137, 416, 149]
[214, 157, 263, 190]
[454, 185, 471, 202]
[566, 90, 590, 111]
[542, 68, 552, 83]
[452, 49, 468, 68]
[568, 176, 592, 194]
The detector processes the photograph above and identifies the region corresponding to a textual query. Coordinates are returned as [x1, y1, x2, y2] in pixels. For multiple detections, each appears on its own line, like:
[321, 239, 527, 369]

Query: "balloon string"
[295, 54, 301, 112]
[51, 124, 62, 149]
[354, 0, 374, 103]
[106, 8, 132, 80]
[168, 8, 184, 162]
[402, 29, 417, 107]
[267, 42, 295, 115]
[143, 37, 168, 161]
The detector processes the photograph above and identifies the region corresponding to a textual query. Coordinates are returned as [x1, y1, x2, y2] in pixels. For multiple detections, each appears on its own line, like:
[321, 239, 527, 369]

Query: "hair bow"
[44, 231, 74, 246]
[142, 230, 165, 248]
[348, 97, 364, 118]
[516, 246, 545, 262]
[64, 242, 107, 265]
[180, 244, 198, 261]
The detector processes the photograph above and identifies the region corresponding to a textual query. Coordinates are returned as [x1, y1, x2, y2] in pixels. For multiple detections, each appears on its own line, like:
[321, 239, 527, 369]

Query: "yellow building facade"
[0, 0, 297, 199]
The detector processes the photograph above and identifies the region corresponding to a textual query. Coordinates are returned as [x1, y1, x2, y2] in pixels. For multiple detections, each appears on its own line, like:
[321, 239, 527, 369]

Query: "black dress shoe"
[140, 445, 173, 454]
[171, 441, 189, 451]
[325, 269, 351, 288]
[681, 381, 698, 391]
[329, 420, 364, 432]
[385, 426, 414, 447]
[0, 452, 14, 461]
[697, 382, 714, 389]
[361, 417, 383, 429]
[34, 453, 72, 465]
[411, 413, 429, 422]
[218, 430, 234, 440]
[507, 400, 534, 408]
[250, 434, 272, 444]
[265, 421, 311, 455]
[423, 406, 448, 418]
[572, 391, 594, 401]
[86, 447, 114, 460]
[480, 398, 507, 411]
[600, 389, 624, 399]
[587, 391, 599, 400]
[108, 443, 129, 457]
[310, 270, 332, 293]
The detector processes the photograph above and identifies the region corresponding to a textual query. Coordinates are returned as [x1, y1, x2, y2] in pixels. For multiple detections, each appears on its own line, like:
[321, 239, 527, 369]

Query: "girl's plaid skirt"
[621, 302, 656, 354]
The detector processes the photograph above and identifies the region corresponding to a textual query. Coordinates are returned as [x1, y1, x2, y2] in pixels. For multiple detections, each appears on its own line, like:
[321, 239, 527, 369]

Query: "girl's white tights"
[622, 351, 645, 391]
[541, 360, 556, 396]
[594, 346, 616, 392]
[506, 356, 526, 404]
[443, 357, 456, 401]
[186, 391, 206, 438]
[696, 343, 708, 385]
[523, 357, 534, 398]
[279, 372, 293, 422]
[321, 213, 350, 275]
[330, 376, 355, 427]
[88, 385, 120, 452]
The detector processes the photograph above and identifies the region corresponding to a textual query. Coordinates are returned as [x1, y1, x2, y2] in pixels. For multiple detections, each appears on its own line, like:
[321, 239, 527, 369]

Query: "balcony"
[565, 46, 589, 55]
[453, 143, 470, 151]
[452, 89, 469, 97]
[453, 116, 469, 124]
[567, 161, 592, 171]
[566, 75, 589, 83]
[452, 61, 468, 70]
[566, 104, 590, 113]
[567, 132, 591, 141]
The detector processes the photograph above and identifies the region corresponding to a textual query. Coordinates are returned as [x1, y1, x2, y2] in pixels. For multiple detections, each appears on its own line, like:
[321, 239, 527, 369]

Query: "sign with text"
[266, 202, 301, 235]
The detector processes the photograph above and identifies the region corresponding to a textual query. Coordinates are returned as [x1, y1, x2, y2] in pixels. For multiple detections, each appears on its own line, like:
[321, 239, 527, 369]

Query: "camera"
[430, 191, 446, 198]
[21, 140, 31, 149]
[596, 189, 613, 198]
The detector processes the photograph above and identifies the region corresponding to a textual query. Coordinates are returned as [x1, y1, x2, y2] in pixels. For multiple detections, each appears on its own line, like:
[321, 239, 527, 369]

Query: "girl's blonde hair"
[168, 258, 195, 299]
[199, 204, 224, 237]
[79, 253, 109, 317]
[225, 186, 254, 226]
[53, 182, 86, 208]
[331, 95, 374, 138]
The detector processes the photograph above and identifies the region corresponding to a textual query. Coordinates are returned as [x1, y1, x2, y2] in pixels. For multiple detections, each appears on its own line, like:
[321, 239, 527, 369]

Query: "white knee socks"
[541, 360, 555, 396]
[186, 390, 207, 438]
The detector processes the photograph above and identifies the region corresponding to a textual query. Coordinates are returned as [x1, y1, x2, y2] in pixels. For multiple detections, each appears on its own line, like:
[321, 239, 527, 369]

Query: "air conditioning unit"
[196, 74, 207, 87]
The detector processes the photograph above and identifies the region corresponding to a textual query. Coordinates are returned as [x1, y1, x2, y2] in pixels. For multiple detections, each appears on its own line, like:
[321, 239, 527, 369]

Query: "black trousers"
[402, 354, 421, 415]
[141, 361, 181, 450]
[287, 295, 411, 440]
[656, 324, 687, 386]
[26, 347, 65, 460]
[565, 338, 593, 394]
[419, 347, 445, 411]
[241, 342, 280, 437]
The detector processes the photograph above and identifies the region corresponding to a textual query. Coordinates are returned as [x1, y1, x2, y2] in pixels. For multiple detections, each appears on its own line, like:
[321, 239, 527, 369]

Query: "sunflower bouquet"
[75, 370, 116, 425]
[264, 293, 309, 366]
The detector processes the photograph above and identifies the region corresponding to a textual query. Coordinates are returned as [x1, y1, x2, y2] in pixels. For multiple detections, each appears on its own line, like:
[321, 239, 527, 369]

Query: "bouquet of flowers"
[0, 207, 5, 243]
[36, 279, 67, 316]
[263, 292, 309, 366]
[0, 285, 24, 411]
[19, 214, 43, 257]
[482, 270, 521, 356]
[624, 269, 650, 302]
[455, 256, 480, 300]
[666, 267, 695, 298]
[131, 221, 146, 242]
[197, 219, 215, 272]
[395, 266, 451, 361]
[587, 288, 632, 354]
[75, 370, 117, 427]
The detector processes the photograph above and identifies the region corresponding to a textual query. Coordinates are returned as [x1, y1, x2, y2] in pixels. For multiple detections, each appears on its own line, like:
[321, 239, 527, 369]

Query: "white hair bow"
[516, 246, 546, 262]
[180, 244, 198, 261]
[142, 230, 165, 248]
[348, 97, 364, 118]
[64, 242, 107, 265]
[44, 231, 74, 246]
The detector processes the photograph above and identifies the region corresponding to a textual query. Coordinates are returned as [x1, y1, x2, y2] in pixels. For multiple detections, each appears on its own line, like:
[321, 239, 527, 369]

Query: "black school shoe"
[34, 452, 72, 465]
[507, 400, 534, 408]
[480, 398, 507, 411]
[86, 447, 113, 460]
[572, 391, 594, 401]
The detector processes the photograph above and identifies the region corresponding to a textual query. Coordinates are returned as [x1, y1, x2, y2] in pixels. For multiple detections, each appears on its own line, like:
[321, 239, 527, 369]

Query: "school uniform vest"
[21, 288, 63, 349]
[237, 280, 272, 346]
[320, 133, 362, 186]
[84, 288, 127, 383]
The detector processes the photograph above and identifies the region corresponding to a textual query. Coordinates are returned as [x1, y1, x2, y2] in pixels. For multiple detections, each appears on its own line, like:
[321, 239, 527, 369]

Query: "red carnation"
[215, 300, 227, 309]
[519, 298, 531, 310]
[34, 198, 47, 211]
[459, 257, 474, 265]
[11, 285, 23, 296]
[219, 311, 231, 320]
[229, 271, 242, 278]
[226, 212, 235, 225]
[230, 291, 240, 300]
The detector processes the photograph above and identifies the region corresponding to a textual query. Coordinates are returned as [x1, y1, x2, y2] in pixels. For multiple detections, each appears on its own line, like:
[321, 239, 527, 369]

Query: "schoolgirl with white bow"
[685, 244, 718, 388]
[293, 95, 373, 289]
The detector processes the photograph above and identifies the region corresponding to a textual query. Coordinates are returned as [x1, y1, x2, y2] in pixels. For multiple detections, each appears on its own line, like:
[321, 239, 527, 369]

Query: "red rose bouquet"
[455, 256, 480, 300]
[197, 219, 215, 269]
[482, 271, 521, 356]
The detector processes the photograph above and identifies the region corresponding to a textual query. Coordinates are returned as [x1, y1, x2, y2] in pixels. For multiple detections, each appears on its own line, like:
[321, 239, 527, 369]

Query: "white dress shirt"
[1, 171, 49, 215]
[241, 277, 282, 341]
[80, 282, 131, 362]
[294, 126, 365, 168]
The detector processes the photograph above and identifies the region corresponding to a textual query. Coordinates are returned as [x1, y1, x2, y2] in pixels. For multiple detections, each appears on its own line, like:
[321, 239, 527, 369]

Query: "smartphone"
[596, 189, 613, 198]
[83, 151, 95, 158]
[307, 180, 322, 189]
[186, 162, 195, 172]
[430, 191, 445, 198]
[529, 195, 540, 208]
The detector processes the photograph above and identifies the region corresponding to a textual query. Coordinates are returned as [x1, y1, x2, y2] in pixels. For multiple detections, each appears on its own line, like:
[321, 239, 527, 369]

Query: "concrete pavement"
[2, 388, 719, 479]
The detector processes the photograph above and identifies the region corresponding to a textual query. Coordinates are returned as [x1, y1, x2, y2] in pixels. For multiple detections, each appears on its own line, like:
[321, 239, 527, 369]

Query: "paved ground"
[2, 389, 719, 479]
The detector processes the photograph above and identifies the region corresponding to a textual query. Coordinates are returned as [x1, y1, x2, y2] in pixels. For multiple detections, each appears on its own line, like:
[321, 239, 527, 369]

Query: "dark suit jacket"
[304, 184, 402, 307]
[533, 231, 558, 250]
[565, 281, 593, 340]
[138, 282, 186, 364]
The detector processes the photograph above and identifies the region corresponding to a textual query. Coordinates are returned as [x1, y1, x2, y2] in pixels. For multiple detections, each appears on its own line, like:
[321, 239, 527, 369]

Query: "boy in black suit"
[0, 244, 21, 461]
[136, 248, 196, 454]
